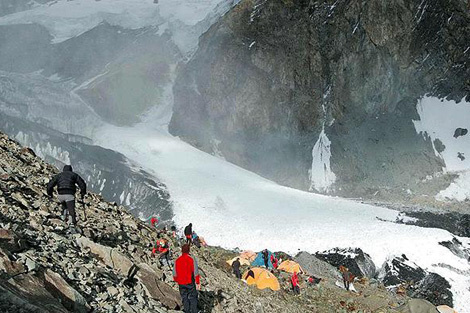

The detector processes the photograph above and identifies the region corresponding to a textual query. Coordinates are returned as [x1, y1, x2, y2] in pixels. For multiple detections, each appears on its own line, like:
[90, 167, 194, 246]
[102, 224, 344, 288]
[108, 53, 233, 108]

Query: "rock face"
[378, 255, 453, 307]
[315, 248, 376, 278]
[170, 0, 469, 199]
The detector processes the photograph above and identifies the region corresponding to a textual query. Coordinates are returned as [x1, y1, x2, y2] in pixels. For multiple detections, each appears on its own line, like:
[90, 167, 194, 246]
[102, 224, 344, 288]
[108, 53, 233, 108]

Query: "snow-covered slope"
[94, 107, 470, 312]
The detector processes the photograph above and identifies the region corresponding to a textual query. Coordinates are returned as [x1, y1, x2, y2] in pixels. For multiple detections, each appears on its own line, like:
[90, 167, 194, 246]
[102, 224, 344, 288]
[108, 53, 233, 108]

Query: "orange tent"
[437, 306, 458, 313]
[226, 257, 251, 266]
[243, 267, 280, 291]
[240, 250, 257, 262]
[278, 260, 304, 274]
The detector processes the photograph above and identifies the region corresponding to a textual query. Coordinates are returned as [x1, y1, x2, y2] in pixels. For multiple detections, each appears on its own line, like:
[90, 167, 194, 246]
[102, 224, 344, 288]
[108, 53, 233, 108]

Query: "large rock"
[315, 248, 376, 278]
[76, 236, 133, 275]
[411, 273, 453, 307]
[378, 255, 426, 287]
[136, 263, 183, 309]
[294, 251, 341, 281]
[0, 274, 69, 313]
[43, 269, 91, 313]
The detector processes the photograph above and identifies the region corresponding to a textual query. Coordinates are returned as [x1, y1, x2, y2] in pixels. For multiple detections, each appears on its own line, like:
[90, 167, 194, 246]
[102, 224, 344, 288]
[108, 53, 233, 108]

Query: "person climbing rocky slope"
[170, 0, 470, 205]
[0, 131, 458, 312]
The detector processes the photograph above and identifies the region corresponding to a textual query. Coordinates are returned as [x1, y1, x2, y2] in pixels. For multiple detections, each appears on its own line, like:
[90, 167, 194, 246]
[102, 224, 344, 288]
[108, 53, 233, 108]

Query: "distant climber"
[47, 165, 86, 226]
[171, 225, 177, 238]
[232, 258, 241, 279]
[184, 223, 192, 244]
[262, 249, 269, 268]
[339, 266, 354, 291]
[153, 234, 171, 269]
[291, 271, 300, 295]
[150, 216, 158, 228]
[173, 244, 200, 313]
[307, 275, 321, 286]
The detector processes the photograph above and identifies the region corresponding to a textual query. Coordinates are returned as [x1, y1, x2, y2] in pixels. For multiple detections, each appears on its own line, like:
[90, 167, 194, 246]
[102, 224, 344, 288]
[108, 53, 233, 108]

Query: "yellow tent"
[277, 260, 304, 274]
[437, 305, 458, 313]
[240, 250, 257, 262]
[243, 267, 280, 291]
[226, 257, 251, 266]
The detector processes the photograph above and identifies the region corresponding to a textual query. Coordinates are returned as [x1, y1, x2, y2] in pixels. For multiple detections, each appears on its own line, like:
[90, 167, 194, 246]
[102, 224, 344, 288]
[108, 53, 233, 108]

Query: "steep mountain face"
[170, 0, 470, 199]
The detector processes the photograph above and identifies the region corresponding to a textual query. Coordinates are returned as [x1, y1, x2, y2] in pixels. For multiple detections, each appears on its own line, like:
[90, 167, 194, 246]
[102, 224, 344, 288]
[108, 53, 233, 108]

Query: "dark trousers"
[233, 269, 241, 279]
[343, 279, 350, 291]
[61, 200, 76, 225]
[158, 252, 171, 268]
[292, 285, 300, 294]
[179, 284, 198, 313]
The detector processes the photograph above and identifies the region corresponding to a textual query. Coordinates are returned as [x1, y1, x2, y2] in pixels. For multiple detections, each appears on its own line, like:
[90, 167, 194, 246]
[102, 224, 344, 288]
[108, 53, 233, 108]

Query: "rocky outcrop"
[315, 247, 376, 278]
[170, 0, 469, 200]
[43, 269, 91, 313]
[439, 237, 470, 260]
[294, 251, 341, 281]
[378, 255, 453, 307]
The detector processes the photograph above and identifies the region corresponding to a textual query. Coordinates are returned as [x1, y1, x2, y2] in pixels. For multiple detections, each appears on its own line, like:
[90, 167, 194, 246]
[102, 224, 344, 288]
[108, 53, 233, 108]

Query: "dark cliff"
[170, 0, 469, 200]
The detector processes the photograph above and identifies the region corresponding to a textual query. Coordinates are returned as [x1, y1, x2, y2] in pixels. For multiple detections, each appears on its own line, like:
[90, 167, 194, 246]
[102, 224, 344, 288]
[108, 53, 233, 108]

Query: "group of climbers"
[46, 165, 359, 312]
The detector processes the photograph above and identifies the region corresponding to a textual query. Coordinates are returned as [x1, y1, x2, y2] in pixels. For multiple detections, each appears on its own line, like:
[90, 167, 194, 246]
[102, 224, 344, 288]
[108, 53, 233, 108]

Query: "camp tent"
[240, 250, 257, 262]
[436, 306, 458, 313]
[243, 267, 280, 291]
[252, 250, 274, 269]
[278, 260, 304, 274]
[226, 256, 251, 266]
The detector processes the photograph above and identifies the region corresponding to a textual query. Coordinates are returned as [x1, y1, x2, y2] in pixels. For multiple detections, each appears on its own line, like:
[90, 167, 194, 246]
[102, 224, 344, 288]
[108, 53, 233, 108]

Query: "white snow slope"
[94, 106, 470, 312]
[413, 96, 470, 201]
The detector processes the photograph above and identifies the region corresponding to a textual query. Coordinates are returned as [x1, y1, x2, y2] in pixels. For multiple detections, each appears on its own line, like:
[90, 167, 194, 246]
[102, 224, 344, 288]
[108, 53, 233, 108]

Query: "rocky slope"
[0, 130, 454, 312]
[0, 113, 173, 223]
[170, 0, 470, 204]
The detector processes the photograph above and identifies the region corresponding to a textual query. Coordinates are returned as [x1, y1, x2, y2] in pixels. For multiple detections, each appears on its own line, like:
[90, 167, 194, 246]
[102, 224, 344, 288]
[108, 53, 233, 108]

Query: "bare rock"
[44, 269, 91, 313]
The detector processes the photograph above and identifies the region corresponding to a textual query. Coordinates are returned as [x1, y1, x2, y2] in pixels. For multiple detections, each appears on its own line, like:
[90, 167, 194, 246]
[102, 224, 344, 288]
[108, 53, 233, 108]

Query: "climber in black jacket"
[47, 165, 87, 226]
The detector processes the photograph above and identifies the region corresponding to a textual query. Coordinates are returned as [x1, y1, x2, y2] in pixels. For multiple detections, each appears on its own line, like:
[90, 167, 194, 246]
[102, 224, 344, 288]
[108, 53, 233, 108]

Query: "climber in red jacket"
[271, 253, 278, 269]
[173, 244, 200, 313]
[291, 271, 300, 295]
[150, 216, 158, 228]
[152, 234, 171, 269]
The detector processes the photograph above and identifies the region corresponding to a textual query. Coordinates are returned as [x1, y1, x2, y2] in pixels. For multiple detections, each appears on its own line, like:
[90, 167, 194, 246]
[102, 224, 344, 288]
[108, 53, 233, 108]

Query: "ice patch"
[413, 96, 470, 201]
[437, 170, 470, 201]
[309, 129, 336, 193]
